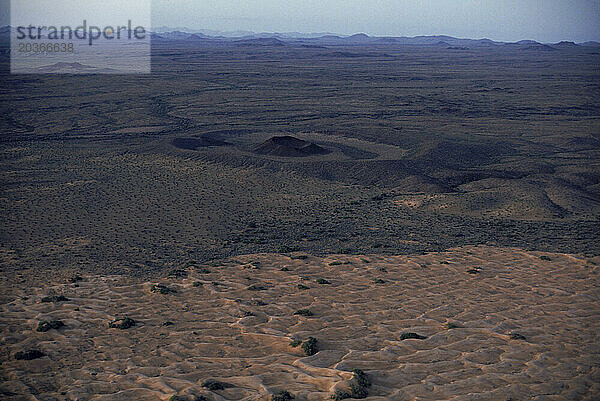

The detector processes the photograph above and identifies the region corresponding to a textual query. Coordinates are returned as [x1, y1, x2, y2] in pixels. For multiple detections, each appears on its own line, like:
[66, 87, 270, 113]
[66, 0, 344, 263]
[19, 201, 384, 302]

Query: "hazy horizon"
[1, 0, 600, 43]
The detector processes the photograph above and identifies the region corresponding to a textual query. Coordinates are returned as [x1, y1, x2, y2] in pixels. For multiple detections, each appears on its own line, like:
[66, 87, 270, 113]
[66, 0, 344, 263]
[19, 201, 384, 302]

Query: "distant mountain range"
[2, 25, 599, 49]
[148, 28, 600, 48]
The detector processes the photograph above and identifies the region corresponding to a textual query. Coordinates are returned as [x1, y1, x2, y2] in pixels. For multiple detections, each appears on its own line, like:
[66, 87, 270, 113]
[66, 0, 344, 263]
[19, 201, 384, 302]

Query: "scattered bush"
[400, 332, 427, 340]
[109, 317, 135, 329]
[280, 267, 290, 271]
[151, 284, 177, 294]
[329, 261, 343, 266]
[248, 284, 266, 291]
[316, 278, 331, 285]
[445, 322, 461, 329]
[168, 269, 188, 278]
[289, 339, 302, 347]
[539, 255, 552, 261]
[272, 390, 294, 401]
[297, 284, 310, 290]
[37, 320, 65, 332]
[331, 389, 351, 400]
[294, 309, 313, 317]
[201, 379, 226, 390]
[349, 382, 368, 399]
[163, 321, 174, 326]
[15, 349, 45, 360]
[193, 281, 203, 287]
[69, 275, 83, 283]
[302, 337, 319, 356]
[510, 332, 526, 340]
[41, 295, 69, 303]
[352, 369, 371, 388]
[373, 278, 386, 284]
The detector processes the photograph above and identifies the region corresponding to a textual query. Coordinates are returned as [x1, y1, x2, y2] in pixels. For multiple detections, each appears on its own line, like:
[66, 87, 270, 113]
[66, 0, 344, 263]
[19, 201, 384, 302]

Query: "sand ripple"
[1, 246, 599, 400]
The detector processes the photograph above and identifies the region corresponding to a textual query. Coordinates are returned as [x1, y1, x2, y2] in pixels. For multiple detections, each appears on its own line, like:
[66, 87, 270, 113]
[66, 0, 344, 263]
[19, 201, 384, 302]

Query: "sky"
[2, 0, 599, 43]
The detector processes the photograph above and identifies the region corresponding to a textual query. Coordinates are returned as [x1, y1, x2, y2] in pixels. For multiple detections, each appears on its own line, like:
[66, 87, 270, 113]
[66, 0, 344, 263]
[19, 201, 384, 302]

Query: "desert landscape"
[1, 10, 600, 401]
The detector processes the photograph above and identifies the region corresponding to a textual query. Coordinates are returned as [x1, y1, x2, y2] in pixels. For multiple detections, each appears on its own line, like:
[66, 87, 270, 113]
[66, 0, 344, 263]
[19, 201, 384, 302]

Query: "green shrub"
[248, 284, 266, 291]
[445, 322, 461, 329]
[272, 390, 294, 401]
[167, 269, 188, 278]
[151, 284, 177, 294]
[15, 349, 45, 360]
[201, 379, 226, 390]
[373, 278, 386, 284]
[510, 332, 526, 340]
[352, 369, 371, 388]
[302, 337, 318, 356]
[400, 332, 427, 340]
[294, 309, 313, 317]
[109, 317, 135, 330]
[41, 295, 69, 303]
[37, 320, 65, 332]
[289, 339, 302, 347]
[331, 389, 351, 400]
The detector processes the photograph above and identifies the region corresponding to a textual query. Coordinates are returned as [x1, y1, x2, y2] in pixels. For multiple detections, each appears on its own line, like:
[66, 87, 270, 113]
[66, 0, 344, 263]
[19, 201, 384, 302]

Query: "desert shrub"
[69, 275, 83, 283]
[331, 389, 351, 400]
[193, 281, 203, 287]
[540, 255, 552, 261]
[163, 321, 174, 326]
[510, 332, 526, 340]
[272, 390, 294, 401]
[297, 284, 310, 290]
[37, 320, 65, 332]
[294, 309, 313, 317]
[168, 269, 188, 278]
[302, 337, 318, 356]
[329, 261, 343, 266]
[445, 322, 461, 329]
[201, 379, 225, 390]
[400, 332, 427, 340]
[15, 349, 45, 360]
[41, 295, 69, 303]
[349, 381, 368, 399]
[316, 278, 331, 285]
[352, 369, 371, 388]
[467, 269, 480, 274]
[151, 284, 177, 294]
[280, 267, 290, 271]
[248, 284, 266, 291]
[289, 339, 302, 347]
[109, 317, 135, 329]
[373, 278, 386, 284]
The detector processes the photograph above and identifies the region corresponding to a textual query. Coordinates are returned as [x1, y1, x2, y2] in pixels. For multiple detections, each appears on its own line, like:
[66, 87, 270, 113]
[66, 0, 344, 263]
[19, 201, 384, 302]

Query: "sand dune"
[1, 246, 599, 400]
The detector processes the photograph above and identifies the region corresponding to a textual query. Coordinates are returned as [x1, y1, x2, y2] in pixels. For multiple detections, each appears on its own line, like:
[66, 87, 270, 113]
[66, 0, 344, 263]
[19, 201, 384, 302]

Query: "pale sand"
[1, 246, 599, 400]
